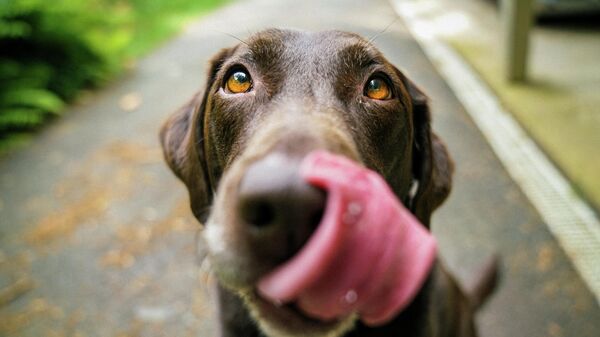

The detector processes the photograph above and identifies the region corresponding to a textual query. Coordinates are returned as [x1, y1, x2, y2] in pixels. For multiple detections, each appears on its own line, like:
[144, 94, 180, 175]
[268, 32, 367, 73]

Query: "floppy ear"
[160, 48, 233, 222]
[400, 73, 454, 227]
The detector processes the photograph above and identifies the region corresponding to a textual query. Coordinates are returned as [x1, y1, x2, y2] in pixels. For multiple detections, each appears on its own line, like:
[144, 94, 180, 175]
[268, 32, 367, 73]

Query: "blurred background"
[0, 0, 229, 154]
[1, 0, 599, 336]
[427, 0, 600, 213]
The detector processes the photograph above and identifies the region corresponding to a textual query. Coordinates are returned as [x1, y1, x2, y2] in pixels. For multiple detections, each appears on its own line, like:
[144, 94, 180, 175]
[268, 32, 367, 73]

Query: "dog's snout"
[237, 154, 326, 256]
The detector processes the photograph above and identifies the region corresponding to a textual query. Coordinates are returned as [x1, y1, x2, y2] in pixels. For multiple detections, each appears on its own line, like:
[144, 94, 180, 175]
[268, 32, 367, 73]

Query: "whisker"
[368, 17, 399, 43]
[213, 29, 249, 46]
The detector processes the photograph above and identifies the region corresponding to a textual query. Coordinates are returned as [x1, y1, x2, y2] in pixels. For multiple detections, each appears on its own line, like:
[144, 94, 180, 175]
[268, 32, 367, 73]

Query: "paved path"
[1, 0, 598, 336]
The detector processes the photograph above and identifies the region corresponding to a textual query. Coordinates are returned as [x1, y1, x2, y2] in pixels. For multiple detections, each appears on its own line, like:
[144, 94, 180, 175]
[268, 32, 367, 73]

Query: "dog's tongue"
[257, 151, 437, 326]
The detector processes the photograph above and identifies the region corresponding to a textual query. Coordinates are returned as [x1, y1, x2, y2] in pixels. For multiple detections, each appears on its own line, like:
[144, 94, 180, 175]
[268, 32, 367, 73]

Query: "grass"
[448, 38, 600, 211]
[123, 0, 230, 58]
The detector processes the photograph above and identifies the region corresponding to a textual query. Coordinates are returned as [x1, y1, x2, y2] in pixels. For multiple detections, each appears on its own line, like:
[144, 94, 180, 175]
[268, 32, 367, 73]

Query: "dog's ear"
[160, 48, 233, 222]
[398, 71, 454, 227]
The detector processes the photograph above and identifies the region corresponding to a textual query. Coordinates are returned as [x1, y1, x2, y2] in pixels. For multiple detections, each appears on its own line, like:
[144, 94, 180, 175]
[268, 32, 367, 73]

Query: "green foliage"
[124, 0, 228, 58]
[0, 0, 227, 154]
[0, 0, 119, 152]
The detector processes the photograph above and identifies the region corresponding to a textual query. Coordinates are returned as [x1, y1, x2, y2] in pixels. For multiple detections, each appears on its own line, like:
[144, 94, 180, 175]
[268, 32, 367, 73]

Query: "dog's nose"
[237, 153, 326, 257]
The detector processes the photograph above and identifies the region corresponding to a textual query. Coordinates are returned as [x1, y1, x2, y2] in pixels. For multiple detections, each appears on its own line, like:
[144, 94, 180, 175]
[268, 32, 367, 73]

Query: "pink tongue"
[257, 150, 437, 326]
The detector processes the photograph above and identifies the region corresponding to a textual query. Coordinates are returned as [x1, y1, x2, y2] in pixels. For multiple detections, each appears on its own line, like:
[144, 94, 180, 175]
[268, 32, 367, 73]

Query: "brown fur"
[160, 29, 496, 337]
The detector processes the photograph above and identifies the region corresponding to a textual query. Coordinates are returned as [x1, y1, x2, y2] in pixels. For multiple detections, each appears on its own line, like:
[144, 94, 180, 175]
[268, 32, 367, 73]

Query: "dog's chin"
[238, 289, 357, 337]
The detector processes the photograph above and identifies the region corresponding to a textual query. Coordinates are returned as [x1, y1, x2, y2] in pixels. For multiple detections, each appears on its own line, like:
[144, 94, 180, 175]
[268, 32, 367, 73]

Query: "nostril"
[309, 205, 325, 231]
[241, 199, 276, 228]
[237, 153, 328, 248]
[285, 202, 325, 256]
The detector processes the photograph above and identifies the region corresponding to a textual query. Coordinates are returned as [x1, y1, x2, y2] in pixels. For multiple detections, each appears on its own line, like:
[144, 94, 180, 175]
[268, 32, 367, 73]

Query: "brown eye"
[364, 77, 391, 100]
[226, 70, 252, 93]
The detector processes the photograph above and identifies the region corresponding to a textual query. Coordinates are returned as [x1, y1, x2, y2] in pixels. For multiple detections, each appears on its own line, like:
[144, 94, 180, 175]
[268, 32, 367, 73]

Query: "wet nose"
[237, 153, 326, 258]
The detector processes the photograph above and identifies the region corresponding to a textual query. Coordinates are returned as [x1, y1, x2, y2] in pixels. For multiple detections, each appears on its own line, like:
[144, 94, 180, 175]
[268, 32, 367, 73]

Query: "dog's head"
[161, 29, 452, 337]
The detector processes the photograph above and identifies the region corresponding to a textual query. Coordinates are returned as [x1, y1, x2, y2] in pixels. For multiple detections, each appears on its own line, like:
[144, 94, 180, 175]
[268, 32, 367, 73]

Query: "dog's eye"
[226, 70, 252, 93]
[364, 77, 391, 100]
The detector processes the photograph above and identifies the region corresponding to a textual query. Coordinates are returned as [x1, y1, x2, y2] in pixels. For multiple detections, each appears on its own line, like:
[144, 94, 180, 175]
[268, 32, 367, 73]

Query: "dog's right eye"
[364, 76, 392, 100]
[225, 70, 252, 94]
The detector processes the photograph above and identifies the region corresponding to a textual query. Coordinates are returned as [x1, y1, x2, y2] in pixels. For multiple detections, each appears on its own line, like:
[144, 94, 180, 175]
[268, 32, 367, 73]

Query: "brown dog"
[160, 29, 496, 337]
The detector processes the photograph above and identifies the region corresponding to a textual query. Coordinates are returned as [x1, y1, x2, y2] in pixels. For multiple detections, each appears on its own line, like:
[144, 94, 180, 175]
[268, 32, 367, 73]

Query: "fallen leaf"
[118, 92, 142, 112]
[0, 276, 35, 306]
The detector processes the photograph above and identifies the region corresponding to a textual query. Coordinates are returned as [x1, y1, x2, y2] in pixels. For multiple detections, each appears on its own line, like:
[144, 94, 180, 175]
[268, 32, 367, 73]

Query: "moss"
[449, 38, 600, 211]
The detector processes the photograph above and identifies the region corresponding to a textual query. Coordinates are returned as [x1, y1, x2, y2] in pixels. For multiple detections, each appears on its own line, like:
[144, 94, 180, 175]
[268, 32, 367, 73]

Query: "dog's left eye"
[225, 70, 252, 94]
[364, 76, 392, 100]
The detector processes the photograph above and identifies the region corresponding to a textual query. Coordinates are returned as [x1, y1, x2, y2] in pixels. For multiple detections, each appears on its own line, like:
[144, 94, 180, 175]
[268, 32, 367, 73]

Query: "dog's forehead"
[241, 29, 384, 71]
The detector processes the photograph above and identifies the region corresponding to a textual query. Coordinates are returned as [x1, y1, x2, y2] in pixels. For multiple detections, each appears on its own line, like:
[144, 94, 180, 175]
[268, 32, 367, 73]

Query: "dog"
[160, 29, 497, 337]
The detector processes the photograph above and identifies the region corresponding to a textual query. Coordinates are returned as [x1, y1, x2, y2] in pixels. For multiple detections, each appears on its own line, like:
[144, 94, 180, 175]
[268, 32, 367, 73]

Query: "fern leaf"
[0, 107, 45, 128]
[0, 19, 31, 38]
[0, 88, 64, 114]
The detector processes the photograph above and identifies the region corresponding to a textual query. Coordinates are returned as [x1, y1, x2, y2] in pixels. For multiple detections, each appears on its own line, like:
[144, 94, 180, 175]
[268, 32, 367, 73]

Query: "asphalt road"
[1, 0, 598, 336]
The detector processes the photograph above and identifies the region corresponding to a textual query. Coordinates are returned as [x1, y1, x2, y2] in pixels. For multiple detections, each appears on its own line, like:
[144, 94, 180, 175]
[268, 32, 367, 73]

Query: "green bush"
[0, 0, 129, 152]
[0, 0, 226, 153]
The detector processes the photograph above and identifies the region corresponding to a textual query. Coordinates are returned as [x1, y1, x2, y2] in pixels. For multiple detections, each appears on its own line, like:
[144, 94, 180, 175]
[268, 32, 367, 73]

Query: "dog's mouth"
[254, 151, 438, 326]
[253, 290, 344, 324]
[243, 288, 356, 337]
[206, 150, 436, 335]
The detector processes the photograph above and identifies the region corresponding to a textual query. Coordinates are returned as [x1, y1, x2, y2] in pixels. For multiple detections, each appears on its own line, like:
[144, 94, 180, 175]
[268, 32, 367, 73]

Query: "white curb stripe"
[391, 1, 600, 304]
